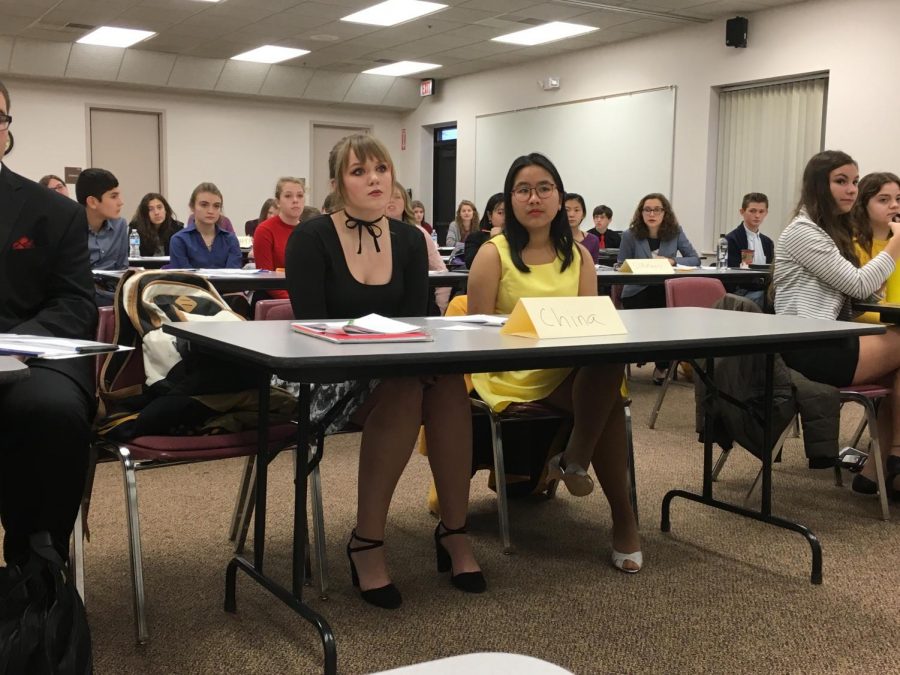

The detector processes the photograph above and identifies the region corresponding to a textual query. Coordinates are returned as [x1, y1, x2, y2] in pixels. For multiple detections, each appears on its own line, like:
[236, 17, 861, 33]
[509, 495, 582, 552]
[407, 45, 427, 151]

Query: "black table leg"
[224, 374, 337, 674]
[661, 355, 823, 585]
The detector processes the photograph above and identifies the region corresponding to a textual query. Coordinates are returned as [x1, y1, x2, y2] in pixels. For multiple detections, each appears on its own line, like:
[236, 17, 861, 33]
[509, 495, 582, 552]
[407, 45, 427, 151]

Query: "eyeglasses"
[642, 207, 665, 215]
[512, 183, 557, 202]
[0, 114, 11, 131]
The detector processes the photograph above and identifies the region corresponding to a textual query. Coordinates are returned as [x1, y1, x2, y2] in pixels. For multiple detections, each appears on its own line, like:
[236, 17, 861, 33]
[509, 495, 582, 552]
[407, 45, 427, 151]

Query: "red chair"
[91, 306, 298, 644]
[647, 277, 727, 428]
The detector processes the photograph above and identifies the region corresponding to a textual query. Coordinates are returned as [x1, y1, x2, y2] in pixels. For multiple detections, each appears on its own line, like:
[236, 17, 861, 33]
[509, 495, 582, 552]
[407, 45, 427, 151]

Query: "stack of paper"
[0, 335, 127, 359]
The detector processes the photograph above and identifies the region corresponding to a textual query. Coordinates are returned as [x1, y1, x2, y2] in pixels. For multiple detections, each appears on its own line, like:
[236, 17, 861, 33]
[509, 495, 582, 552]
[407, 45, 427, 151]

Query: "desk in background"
[95, 269, 288, 295]
[165, 308, 879, 672]
[853, 301, 900, 324]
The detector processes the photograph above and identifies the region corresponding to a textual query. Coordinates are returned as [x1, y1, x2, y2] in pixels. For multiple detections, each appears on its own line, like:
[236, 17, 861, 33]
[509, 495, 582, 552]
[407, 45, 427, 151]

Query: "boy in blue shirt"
[76, 168, 128, 305]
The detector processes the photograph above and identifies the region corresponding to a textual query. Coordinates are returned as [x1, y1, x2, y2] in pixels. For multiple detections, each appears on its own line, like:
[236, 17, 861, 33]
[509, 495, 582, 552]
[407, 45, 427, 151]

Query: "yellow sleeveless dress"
[471, 235, 581, 411]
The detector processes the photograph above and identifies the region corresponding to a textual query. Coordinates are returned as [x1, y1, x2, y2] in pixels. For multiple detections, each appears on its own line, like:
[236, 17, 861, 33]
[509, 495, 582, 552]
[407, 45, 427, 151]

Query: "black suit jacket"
[725, 223, 774, 268]
[0, 164, 97, 399]
[586, 228, 622, 249]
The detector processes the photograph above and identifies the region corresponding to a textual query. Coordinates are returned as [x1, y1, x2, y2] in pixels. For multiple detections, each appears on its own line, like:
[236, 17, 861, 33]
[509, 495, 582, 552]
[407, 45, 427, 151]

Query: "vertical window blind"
[714, 77, 827, 246]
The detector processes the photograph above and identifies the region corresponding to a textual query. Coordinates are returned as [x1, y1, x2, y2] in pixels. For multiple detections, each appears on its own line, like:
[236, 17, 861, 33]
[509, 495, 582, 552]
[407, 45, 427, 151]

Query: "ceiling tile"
[381, 77, 421, 110]
[0, 16, 34, 35]
[683, 0, 771, 18]
[303, 69, 356, 101]
[0, 0, 58, 19]
[343, 73, 395, 105]
[65, 43, 124, 80]
[0, 37, 13, 70]
[117, 48, 177, 85]
[9, 38, 71, 77]
[215, 59, 270, 94]
[167, 55, 225, 90]
[259, 63, 315, 97]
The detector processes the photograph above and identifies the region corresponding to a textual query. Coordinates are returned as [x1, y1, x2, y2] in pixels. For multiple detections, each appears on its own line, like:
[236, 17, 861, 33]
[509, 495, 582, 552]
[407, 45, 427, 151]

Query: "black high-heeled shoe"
[346, 529, 402, 609]
[434, 522, 486, 594]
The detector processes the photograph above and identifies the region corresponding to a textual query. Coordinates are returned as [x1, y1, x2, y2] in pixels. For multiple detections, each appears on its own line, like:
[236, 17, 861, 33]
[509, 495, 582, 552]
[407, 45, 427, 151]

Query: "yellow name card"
[618, 258, 673, 274]
[500, 296, 628, 339]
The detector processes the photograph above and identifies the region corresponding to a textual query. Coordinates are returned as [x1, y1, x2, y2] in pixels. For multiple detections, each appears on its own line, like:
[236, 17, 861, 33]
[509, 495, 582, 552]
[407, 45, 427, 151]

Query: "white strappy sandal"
[611, 549, 643, 574]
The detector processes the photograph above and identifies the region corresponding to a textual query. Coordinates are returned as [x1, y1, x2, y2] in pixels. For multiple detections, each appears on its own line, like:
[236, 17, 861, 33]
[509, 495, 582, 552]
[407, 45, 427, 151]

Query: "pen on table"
[75, 345, 118, 354]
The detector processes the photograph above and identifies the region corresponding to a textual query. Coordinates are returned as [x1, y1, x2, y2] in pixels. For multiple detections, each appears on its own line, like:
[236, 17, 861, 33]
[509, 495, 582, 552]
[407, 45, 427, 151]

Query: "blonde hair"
[275, 177, 304, 199]
[328, 134, 395, 209]
[189, 182, 222, 208]
[391, 182, 416, 225]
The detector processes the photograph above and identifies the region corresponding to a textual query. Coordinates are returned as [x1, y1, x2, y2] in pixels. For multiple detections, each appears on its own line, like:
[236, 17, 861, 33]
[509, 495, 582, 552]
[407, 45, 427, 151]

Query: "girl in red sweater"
[253, 176, 306, 299]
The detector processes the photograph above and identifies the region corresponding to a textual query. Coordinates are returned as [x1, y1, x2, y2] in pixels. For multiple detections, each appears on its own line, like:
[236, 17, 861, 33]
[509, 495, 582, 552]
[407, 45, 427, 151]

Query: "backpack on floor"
[0, 532, 92, 675]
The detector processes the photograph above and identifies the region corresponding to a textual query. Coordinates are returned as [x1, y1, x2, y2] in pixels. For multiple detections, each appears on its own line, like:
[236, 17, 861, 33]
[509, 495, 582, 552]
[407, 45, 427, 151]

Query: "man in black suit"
[724, 192, 774, 308]
[725, 192, 775, 266]
[586, 204, 621, 249]
[0, 79, 97, 563]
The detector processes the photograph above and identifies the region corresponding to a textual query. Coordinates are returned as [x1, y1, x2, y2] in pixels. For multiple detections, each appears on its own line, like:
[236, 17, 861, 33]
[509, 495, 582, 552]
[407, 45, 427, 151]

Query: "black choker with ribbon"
[344, 211, 384, 254]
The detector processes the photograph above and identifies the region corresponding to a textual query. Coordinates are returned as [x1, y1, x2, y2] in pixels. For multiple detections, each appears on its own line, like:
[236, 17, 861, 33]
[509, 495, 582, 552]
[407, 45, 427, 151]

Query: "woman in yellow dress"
[854, 172, 900, 323]
[467, 152, 641, 573]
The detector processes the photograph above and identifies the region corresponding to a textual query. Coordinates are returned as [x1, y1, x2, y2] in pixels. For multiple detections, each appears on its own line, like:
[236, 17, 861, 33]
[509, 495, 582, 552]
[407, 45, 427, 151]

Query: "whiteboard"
[475, 87, 676, 232]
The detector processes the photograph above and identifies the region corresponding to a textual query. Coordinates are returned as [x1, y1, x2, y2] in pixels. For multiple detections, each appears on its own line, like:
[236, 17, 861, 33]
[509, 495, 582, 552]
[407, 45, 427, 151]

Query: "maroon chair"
[647, 277, 727, 428]
[92, 307, 298, 644]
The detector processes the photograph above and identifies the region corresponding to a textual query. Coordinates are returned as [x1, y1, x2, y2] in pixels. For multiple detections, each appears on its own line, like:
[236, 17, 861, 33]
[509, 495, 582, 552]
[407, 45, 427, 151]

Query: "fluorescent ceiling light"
[492, 21, 598, 46]
[363, 61, 440, 76]
[231, 45, 309, 64]
[342, 0, 446, 27]
[77, 26, 155, 48]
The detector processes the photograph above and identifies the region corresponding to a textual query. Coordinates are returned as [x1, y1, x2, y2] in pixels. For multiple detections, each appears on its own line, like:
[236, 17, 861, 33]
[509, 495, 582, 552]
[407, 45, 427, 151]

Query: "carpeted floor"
[14, 365, 900, 673]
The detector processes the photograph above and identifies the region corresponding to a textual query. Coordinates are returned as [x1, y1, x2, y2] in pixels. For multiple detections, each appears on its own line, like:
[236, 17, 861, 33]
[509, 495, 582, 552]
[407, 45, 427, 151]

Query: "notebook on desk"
[291, 314, 433, 344]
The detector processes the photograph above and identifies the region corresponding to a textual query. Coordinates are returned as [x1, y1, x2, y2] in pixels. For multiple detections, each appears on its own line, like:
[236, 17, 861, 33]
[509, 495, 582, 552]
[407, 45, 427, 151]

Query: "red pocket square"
[12, 236, 35, 250]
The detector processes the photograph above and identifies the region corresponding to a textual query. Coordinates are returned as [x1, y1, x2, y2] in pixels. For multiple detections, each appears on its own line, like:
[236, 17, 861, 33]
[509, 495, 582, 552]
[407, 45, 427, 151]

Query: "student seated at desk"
[774, 151, 900, 497]
[587, 205, 621, 249]
[446, 199, 478, 247]
[168, 183, 241, 269]
[618, 193, 700, 384]
[565, 192, 600, 263]
[464, 193, 504, 269]
[0, 77, 97, 568]
[253, 177, 305, 299]
[725, 192, 774, 308]
[130, 192, 184, 256]
[410, 199, 433, 235]
[386, 181, 449, 314]
[285, 133, 484, 609]
[76, 167, 128, 306]
[853, 172, 900, 322]
[467, 152, 641, 573]
[244, 198, 277, 237]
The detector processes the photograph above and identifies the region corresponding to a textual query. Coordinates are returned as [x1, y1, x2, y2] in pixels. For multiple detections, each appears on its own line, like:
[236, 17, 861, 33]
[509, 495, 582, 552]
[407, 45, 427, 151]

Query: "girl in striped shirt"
[774, 150, 900, 496]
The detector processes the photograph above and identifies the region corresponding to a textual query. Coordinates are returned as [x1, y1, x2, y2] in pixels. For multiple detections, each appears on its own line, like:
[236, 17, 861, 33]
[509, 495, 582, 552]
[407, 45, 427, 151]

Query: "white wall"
[401, 0, 900, 250]
[3, 77, 405, 225]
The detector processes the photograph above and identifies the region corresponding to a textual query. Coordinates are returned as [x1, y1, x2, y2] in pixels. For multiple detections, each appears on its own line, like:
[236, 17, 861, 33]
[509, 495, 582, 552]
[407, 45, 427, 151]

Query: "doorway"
[89, 108, 162, 220]
[432, 126, 457, 245]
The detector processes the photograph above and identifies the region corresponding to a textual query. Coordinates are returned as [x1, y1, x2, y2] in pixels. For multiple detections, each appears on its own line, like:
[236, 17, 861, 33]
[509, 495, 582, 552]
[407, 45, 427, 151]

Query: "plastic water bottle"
[129, 229, 140, 258]
[430, 228, 438, 246]
[717, 233, 728, 269]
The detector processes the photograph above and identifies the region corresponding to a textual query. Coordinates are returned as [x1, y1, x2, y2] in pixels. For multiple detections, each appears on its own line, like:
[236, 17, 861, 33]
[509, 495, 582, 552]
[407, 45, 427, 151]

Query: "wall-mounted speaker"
[726, 16, 748, 48]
